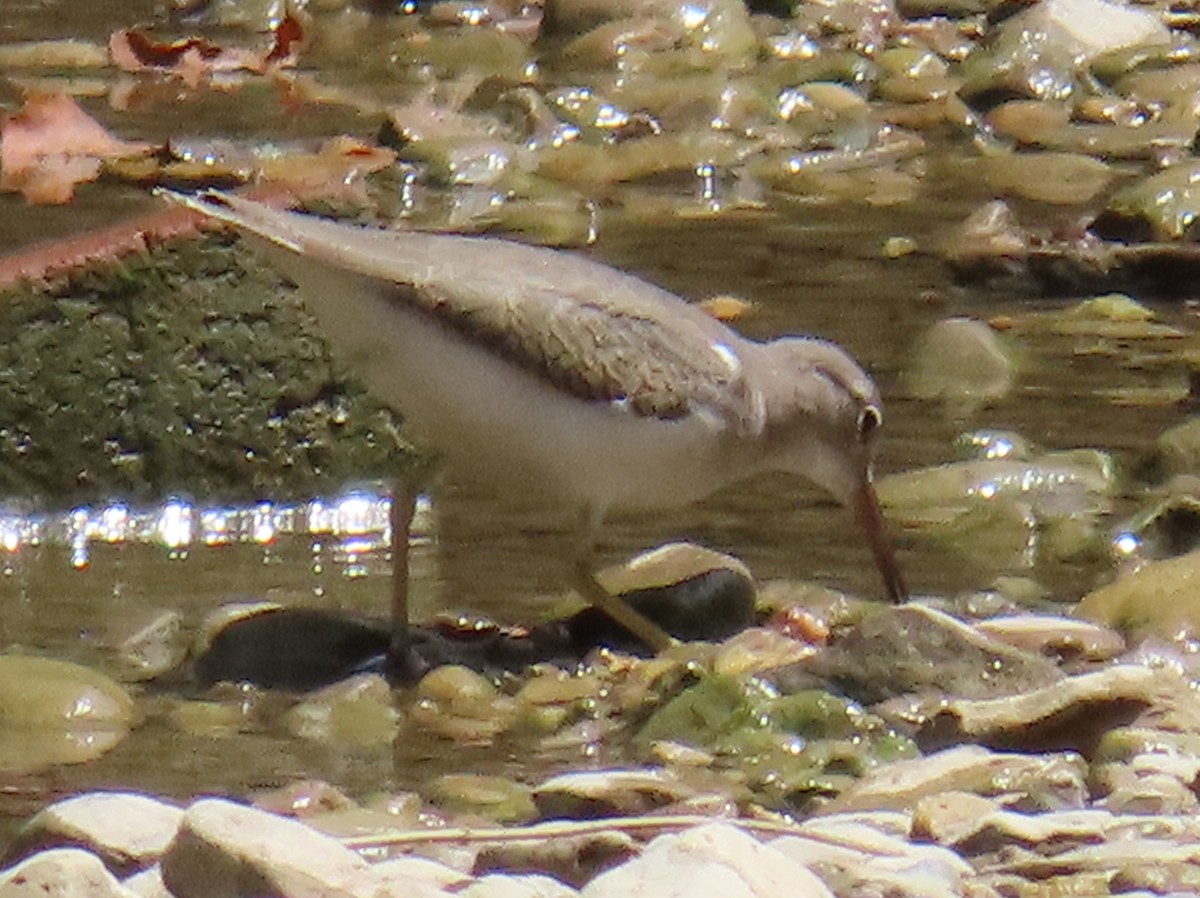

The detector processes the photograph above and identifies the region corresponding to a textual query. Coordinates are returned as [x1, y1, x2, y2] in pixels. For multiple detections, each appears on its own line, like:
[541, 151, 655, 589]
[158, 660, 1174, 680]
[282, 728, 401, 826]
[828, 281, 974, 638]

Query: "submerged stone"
[1096, 163, 1200, 242]
[1000, 293, 1184, 339]
[1076, 546, 1200, 638]
[426, 773, 536, 824]
[960, 0, 1168, 104]
[283, 674, 400, 747]
[974, 613, 1124, 661]
[102, 608, 187, 682]
[978, 152, 1113, 205]
[1151, 418, 1200, 479]
[1112, 491, 1200, 563]
[0, 654, 136, 773]
[631, 671, 913, 810]
[533, 769, 694, 818]
[799, 604, 1062, 705]
[904, 317, 1015, 407]
[875, 451, 1116, 544]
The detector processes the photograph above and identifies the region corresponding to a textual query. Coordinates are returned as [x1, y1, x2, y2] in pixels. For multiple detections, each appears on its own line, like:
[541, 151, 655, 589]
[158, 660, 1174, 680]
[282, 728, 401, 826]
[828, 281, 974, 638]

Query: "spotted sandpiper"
[166, 191, 907, 661]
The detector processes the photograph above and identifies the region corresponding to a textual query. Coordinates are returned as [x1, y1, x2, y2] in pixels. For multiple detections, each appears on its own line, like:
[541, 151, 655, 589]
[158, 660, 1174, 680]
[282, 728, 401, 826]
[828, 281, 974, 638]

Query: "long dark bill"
[853, 479, 908, 604]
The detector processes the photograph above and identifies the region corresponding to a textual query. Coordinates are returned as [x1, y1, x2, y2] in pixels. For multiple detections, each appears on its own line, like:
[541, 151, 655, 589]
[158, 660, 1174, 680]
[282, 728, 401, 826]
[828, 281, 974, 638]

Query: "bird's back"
[179, 194, 765, 435]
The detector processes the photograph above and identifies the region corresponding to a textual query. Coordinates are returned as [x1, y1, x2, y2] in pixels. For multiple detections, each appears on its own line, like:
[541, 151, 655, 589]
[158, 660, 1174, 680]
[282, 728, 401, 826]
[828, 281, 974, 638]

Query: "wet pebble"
[978, 151, 1113, 205]
[98, 608, 186, 682]
[283, 674, 399, 747]
[1096, 162, 1200, 242]
[0, 654, 136, 773]
[822, 745, 1089, 814]
[973, 614, 1125, 661]
[532, 769, 694, 819]
[904, 317, 1015, 407]
[427, 774, 536, 824]
[409, 666, 518, 744]
[1151, 418, 1200, 479]
[1077, 546, 1200, 638]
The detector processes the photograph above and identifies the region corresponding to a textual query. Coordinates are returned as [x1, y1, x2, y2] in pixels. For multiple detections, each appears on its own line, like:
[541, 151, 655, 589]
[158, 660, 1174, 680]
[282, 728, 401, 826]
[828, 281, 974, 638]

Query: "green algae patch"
[633, 674, 916, 811]
[0, 235, 417, 505]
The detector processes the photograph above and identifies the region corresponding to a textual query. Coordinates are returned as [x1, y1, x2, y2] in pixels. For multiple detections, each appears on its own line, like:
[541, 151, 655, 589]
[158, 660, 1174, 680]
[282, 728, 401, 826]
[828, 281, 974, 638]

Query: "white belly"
[286, 260, 743, 515]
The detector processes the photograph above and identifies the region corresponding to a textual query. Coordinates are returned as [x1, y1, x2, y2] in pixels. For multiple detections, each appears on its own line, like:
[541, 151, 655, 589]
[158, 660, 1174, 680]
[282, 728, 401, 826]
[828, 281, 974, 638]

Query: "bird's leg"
[572, 509, 677, 654]
[389, 478, 418, 662]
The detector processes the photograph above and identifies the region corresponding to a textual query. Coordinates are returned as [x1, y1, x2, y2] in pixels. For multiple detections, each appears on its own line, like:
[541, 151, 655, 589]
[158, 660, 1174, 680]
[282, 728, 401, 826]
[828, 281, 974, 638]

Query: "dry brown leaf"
[108, 14, 305, 89]
[0, 92, 155, 204]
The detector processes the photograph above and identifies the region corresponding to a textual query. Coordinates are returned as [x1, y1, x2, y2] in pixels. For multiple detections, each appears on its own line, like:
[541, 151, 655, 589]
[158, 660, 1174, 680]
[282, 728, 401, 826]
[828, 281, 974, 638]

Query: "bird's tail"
[158, 189, 308, 255]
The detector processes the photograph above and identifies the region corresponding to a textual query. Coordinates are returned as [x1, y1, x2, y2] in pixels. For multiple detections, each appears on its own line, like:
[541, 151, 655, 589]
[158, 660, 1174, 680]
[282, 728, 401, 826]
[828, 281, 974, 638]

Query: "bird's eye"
[857, 404, 882, 441]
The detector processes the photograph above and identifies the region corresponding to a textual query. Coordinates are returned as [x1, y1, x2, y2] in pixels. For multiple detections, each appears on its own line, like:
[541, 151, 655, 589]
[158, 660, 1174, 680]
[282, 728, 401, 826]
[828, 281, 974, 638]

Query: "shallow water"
[0, 184, 1184, 826]
[0, 0, 1195, 844]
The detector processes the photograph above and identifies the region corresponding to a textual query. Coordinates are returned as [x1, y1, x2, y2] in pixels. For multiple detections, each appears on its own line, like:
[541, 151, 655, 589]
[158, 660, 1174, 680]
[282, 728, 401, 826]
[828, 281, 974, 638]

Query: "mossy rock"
[0, 235, 418, 506]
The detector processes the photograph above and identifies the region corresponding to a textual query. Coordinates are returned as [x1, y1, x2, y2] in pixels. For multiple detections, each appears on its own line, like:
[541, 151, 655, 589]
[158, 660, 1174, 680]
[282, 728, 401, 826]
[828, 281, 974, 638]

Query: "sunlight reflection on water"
[0, 491, 433, 574]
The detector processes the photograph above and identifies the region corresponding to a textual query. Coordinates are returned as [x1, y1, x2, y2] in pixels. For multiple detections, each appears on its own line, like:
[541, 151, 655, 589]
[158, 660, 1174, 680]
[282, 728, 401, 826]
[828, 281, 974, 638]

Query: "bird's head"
[760, 337, 905, 603]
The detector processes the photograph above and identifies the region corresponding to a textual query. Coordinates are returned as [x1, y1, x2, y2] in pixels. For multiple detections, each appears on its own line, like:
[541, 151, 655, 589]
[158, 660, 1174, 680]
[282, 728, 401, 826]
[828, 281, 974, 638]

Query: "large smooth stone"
[8, 793, 182, 876]
[904, 317, 1015, 406]
[0, 655, 136, 773]
[799, 605, 1062, 704]
[1077, 548, 1200, 637]
[580, 823, 834, 898]
[159, 799, 392, 898]
[0, 848, 137, 898]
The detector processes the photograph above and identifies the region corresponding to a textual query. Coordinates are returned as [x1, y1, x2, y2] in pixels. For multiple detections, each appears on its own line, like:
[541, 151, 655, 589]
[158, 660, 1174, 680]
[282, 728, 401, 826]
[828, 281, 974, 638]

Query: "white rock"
[580, 823, 834, 898]
[0, 848, 138, 898]
[121, 866, 171, 898]
[15, 793, 182, 874]
[372, 856, 471, 890]
[1027, 0, 1170, 60]
[160, 798, 425, 898]
[460, 873, 579, 898]
[773, 818, 973, 898]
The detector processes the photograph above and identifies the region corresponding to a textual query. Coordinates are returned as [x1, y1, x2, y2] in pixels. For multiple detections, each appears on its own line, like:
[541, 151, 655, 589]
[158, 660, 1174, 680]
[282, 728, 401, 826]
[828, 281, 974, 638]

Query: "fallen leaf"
[108, 15, 305, 89]
[0, 92, 155, 204]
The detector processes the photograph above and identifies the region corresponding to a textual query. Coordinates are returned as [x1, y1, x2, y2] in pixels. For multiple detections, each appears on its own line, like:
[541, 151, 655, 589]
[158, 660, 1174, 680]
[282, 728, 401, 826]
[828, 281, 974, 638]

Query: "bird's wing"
[447, 277, 757, 425]
[166, 191, 766, 434]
